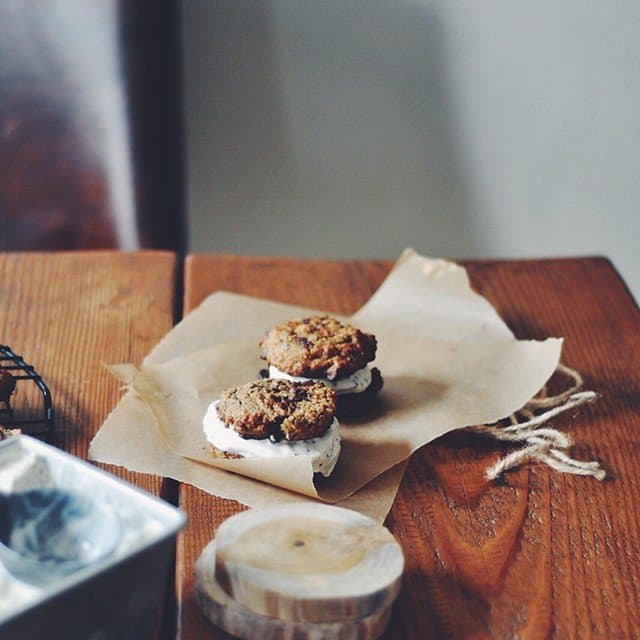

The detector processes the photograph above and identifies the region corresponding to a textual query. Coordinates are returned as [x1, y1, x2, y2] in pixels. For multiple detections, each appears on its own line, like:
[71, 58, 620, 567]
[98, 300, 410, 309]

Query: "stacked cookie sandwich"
[202, 315, 382, 477]
[260, 315, 383, 410]
[203, 379, 341, 477]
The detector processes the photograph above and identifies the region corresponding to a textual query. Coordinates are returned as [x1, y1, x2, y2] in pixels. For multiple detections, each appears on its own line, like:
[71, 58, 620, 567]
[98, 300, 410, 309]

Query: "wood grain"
[179, 254, 640, 639]
[0, 251, 177, 496]
[212, 503, 403, 623]
[196, 540, 394, 640]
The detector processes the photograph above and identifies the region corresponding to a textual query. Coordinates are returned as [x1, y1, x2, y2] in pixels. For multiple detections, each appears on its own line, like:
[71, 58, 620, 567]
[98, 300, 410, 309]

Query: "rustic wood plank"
[179, 254, 640, 639]
[178, 255, 390, 639]
[0, 251, 177, 496]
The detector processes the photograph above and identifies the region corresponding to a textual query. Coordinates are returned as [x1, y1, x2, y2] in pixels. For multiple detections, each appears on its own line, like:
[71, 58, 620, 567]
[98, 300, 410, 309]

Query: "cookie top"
[216, 379, 336, 441]
[259, 315, 377, 381]
[0, 426, 20, 440]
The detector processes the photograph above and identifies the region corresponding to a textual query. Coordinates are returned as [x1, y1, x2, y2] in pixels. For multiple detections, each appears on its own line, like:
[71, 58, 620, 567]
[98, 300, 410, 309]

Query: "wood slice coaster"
[207, 504, 403, 624]
[196, 502, 404, 640]
[195, 541, 395, 640]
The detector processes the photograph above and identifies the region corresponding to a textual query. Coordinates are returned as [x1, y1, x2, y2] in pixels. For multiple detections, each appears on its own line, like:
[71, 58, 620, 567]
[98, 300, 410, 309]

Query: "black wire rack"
[0, 345, 54, 442]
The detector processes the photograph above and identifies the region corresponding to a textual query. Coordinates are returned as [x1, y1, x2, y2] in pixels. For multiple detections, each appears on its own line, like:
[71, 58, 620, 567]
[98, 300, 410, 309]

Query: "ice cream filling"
[268, 365, 372, 395]
[0, 449, 53, 494]
[203, 402, 341, 477]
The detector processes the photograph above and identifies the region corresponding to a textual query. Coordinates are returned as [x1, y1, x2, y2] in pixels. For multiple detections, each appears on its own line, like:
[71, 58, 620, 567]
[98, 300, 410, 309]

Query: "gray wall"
[183, 1, 639, 300]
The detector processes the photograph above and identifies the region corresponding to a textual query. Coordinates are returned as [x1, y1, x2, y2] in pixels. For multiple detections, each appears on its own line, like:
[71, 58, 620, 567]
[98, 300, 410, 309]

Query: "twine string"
[473, 364, 605, 481]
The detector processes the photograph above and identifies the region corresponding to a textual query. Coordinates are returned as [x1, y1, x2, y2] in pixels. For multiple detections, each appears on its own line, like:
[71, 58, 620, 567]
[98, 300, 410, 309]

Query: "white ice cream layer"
[203, 401, 341, 477]
[268, 365, 372, 395]
[0, 563, 39, 617]
[0, 449, 53, 493]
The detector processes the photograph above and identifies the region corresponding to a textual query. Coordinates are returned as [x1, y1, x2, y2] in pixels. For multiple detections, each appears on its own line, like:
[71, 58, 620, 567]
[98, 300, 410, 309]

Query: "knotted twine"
[472, 364, 606, 481]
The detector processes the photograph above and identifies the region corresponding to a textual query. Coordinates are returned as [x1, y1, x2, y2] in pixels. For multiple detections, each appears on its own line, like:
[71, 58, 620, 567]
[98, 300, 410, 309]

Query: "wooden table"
[2, 252, 639, 639]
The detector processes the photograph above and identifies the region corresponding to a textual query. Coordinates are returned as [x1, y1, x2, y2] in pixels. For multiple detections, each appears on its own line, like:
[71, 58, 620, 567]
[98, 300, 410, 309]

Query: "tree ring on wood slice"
[196, 540, 395, 640]
[212, 503, 404, 623]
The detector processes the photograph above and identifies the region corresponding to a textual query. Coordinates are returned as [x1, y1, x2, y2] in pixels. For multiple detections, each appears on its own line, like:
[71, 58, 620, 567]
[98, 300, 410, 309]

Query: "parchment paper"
[89, 250, 562, 521]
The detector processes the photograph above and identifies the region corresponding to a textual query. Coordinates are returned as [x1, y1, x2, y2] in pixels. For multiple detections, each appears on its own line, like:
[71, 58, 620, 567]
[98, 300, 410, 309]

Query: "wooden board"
[0, 251, 177, 496]
[180, 254, 640, 639]
[0, 251, 178, 640]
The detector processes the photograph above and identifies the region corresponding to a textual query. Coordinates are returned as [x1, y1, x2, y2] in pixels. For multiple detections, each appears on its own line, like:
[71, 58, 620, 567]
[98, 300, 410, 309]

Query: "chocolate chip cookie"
[0, 371, 16, 405]
[0, 426, 20, 441]
[336, 367, 384, 416]
[259, 315, 377, 381]
[216, 379, 336, 441]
